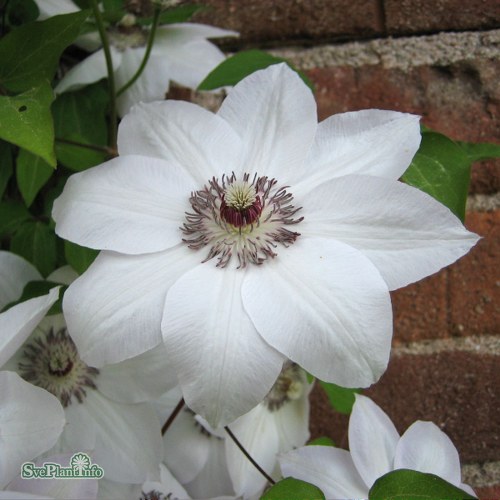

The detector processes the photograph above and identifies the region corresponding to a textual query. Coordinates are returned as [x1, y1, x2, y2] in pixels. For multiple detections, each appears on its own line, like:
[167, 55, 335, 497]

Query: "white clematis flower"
[0, 252, 65, 491]
[2, 267, 170, 485]
[279, 394, 476, 499]
[53, 63, 479, 427]
[34, 0, 237, 116]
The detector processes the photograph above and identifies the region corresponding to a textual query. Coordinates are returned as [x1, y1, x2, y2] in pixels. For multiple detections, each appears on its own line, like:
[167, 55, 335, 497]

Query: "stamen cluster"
[182, 173, 303, 268]
[264, 362, 304, 412]
[18, 327, 99, 407]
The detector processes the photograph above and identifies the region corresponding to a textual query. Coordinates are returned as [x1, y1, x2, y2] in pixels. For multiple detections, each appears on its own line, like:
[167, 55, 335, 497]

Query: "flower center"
[264, 362, 304, 412]
[18, 327, 99, 408]
[182, 173, 303, 268]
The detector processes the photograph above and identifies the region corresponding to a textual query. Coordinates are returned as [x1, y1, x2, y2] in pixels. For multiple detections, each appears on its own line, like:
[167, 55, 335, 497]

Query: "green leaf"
[16, 149, 54, 207]
[0, 82, 56, 166]
[0, 200, 32, 236]
[308, 436, 335, 447]
[53, 83, 109, 171]
[198, 50, 314, 91]
[402, 132, 471, 222]
[11, 221, 57, 277]
[5, 0, 40, 27]
[102, 0, 123, 11]
[64, 241, 99, 275]
[457, 141, 500, 162]
[369, 469, 476, 500]
[0, 10, 90, 93]
[160, 5, 205, 24]
[262, 478, 325, 500]
[0, 140, 14, 199]
[319, 381, 360, 414]
[2, 281, 65, 315]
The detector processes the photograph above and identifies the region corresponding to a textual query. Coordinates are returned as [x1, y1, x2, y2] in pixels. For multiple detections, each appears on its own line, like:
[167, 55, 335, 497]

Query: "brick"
[309, 383, 350, 449]
[308, 59, 500, 194]
[476, 484, 500, 500]
[309, 352, 500, 476]
[193, 0, 383, 46]
[384, 0, 500, 34]
[448, 210, 500, 336]
[364, 352, 500, 463]
[391, 273, 448, 345]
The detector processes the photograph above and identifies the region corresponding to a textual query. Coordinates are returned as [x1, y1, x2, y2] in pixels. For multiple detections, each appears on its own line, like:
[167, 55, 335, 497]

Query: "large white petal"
[295, 110, 421, 195]
[394, 421, 462, 486]
[242, 238, 392, 387]
[53, 155, 193, 254]
[98, 344, 177, 404]
[279, 446, 369, 499]
[300, 175, 480, 290]
[162, 408, 211, 484]
[349, 395, 400, 488]
[0, 287, 60, 367]
[217, 63, 317, 183]
[0, 372, 65, 489]
[0, 251, 41, 309]
[115, 48, 173, 117]
[162, 264, 286, 427]
[78, 391, 162, 484]
[154, 25, 234, 90]
[55, 48, 121, 94]
[62, 246, 199, 368]
[226, 404, 279, 497]
[118, 100, 241, 185]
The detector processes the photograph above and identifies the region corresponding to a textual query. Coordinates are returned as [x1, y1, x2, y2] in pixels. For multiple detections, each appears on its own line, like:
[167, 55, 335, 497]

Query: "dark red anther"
[220, 196, 263, 227]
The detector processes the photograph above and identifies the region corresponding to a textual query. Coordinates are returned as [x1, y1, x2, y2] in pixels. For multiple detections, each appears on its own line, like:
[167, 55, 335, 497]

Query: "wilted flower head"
[53, 63, 478, 427]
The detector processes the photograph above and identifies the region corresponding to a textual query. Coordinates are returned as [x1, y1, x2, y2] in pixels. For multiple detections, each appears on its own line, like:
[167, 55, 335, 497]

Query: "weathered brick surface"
[392, 273, 448, 344]
[310, 351, 500, 463]
[384, 0, 500, 34]
[476, 484, 500, 499]
[194, 0, 500, 44]
[449, 210, 500, 336]
[193, 0, 383, 46]
[308, 59, 500, 194]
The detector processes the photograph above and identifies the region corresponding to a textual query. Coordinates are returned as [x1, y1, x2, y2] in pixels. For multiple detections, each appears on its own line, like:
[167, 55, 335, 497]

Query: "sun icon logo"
[70, 453, 91, 475]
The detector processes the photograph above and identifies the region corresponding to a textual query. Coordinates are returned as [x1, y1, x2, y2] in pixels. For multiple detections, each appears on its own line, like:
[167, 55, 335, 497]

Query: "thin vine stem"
[55, 137, 117, 156]
[224, 426, 276, 485]
[161, 398, 185, 436]
[116, 7, 161, 97]
[90, 0, 117, 151]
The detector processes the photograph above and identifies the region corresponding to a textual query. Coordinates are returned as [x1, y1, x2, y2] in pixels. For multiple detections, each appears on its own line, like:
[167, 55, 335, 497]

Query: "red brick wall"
[193, 2, 500, 496]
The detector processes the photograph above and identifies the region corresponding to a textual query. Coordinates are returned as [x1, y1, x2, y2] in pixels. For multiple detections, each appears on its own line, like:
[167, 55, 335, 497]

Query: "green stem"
[90, 0, 117, 151]
[116, 7, 161, 97]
